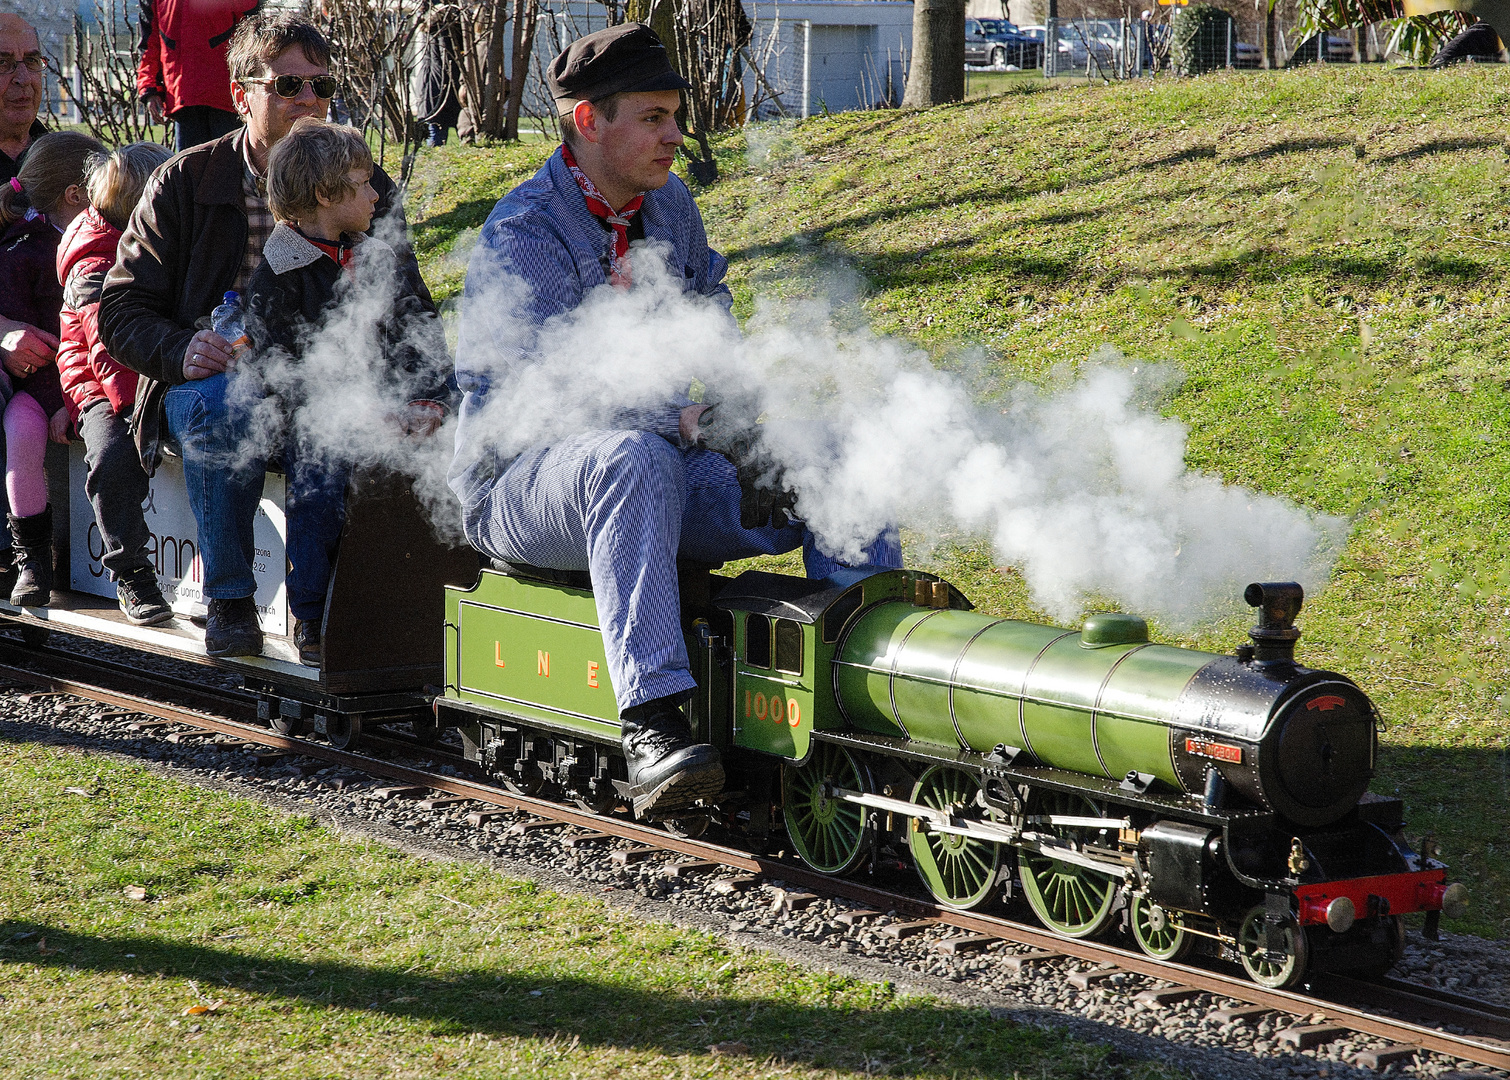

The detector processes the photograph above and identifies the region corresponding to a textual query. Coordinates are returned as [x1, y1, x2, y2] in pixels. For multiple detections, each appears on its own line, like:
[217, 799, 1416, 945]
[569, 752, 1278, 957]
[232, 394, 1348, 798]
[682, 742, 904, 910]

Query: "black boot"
[620, 696, 723, 818]
[8, 506, 53, 607]
[204, 596, 264, 658]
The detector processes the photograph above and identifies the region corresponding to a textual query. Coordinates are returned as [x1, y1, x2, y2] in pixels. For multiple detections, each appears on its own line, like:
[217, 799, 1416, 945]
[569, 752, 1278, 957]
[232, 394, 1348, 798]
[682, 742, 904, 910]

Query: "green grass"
[405, 66, 1510, 939]
[0, 741, 1179, 1079]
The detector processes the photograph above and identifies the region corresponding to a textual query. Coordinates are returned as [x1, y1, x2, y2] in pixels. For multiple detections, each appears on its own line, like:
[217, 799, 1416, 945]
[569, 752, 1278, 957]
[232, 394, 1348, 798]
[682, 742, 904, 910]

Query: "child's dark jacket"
[245, 222, 454, 408]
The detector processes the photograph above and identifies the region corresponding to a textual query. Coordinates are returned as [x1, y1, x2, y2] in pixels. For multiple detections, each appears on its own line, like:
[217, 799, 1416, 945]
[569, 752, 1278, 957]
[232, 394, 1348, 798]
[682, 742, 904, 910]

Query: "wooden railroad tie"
[165, 729, 213, 744]
[1276, 1023, 1349, 1051]
[879, 920, 935, 941]
[466, 809, 512, 827]
[250, 751, 290, 767]
[562, 831, 612, 849]
[660, 860, 720, 879]
[416, 795, 470, 810]
[1133, 986, 1203, 1008]
[372, 784, 428, 799]
[833, 909, 883, 927]
[1351, 1045, 1419, 1070]
[771, 889, 819, 913]
[1067, 966, 1120, 990]
[127, 719, 177, 732]
[1000, 950, 1063, 974]
[711, 876, 759, 896]
[934, 935, 999, 956]
[610, 846, 659, 866]
[506, 819, 565, 837]
[1208, 1004, 1270, 1024]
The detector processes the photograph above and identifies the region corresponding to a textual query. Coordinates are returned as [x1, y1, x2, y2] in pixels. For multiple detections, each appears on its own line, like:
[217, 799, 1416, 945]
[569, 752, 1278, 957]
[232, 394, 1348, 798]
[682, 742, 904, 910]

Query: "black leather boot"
[204, 596, 264, 658]
[8, 506, 52, 607]
[620, 697, 724, 818]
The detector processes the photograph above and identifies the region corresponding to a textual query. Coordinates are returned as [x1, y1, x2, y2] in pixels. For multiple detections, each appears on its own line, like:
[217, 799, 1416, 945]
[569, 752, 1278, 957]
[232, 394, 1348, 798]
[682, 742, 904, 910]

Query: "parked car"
[965, 17, 1044, 69]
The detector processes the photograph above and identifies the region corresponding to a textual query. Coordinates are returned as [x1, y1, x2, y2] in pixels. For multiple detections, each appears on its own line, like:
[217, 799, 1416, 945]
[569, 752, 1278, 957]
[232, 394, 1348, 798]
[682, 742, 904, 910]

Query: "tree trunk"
[902, 0, 966, 108]
[502, 0, 539, 141]
[1262, 2, 1277, 68]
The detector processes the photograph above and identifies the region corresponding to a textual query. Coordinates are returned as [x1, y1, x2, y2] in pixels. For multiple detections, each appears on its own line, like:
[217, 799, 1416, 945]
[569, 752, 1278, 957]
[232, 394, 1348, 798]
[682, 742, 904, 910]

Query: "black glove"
[695, 401, 800, 531]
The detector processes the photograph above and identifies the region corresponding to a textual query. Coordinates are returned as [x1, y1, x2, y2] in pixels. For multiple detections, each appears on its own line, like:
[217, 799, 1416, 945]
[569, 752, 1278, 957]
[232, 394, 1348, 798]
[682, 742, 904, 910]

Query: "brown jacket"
[99, 126, 429, 473]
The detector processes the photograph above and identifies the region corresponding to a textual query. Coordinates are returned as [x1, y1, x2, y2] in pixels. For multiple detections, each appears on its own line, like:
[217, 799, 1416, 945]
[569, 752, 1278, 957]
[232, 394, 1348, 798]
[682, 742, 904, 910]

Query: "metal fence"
[1043, 18, 1143, 79]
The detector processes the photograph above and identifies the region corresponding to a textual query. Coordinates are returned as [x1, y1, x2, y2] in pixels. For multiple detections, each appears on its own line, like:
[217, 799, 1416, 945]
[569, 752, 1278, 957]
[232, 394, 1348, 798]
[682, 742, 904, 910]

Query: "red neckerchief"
[561, 143, 643, 288]
[296, 227, 357, 275]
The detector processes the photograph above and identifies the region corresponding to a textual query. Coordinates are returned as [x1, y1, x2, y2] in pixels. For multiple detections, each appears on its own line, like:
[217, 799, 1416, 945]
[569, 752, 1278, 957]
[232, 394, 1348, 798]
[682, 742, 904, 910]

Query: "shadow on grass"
[0, 920, 1107, 1077]
[411, 196, 507, 253]
[1369, 137, 1501, 165]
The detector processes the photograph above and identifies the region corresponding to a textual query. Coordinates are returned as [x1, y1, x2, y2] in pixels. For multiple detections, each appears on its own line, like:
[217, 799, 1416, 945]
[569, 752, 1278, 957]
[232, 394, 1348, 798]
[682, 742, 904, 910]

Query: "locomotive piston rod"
[823, 784, 1136, 874]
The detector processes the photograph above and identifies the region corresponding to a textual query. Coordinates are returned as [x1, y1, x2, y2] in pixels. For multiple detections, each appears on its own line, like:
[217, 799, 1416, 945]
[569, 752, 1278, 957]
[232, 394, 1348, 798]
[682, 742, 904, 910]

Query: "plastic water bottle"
[210, 290, 249, 355]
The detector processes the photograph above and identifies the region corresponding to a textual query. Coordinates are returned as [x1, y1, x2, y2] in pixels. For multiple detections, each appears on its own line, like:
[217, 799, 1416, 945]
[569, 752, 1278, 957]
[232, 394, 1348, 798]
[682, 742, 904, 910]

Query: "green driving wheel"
[1017, 790, 1118, 938]
[907, 766, 1002, 910]
[1130, 894, 1192, 961]
[782, 743, 869, 875]
[1237, 905, 1310, 989]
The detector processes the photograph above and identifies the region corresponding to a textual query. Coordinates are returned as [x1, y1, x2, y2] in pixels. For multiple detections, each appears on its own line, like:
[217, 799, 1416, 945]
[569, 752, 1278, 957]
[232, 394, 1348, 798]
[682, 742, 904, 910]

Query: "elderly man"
[100, 12, 431, 661]
[450, 24, 900, 819]
[0, 14, 58, 386]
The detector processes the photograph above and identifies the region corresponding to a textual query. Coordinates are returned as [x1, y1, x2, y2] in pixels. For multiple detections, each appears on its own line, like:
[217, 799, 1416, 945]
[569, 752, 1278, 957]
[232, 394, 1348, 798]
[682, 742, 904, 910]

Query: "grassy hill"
[406, 66, 1510, 939]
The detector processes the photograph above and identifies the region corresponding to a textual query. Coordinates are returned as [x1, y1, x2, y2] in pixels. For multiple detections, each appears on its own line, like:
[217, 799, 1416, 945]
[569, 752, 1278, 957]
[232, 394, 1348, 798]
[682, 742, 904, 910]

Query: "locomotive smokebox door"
[1143, 820, 1219, 913]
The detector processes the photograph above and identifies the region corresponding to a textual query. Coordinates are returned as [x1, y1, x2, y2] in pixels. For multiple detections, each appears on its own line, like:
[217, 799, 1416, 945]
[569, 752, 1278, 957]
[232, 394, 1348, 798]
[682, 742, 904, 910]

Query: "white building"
[743, 0, 915, 119]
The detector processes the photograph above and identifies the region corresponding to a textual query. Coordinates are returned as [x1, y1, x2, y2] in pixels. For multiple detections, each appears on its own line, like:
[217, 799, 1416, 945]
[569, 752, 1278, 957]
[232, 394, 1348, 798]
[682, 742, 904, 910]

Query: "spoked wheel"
[907, 766, 1002, 910]
[782, 743, 870, 875]
[1237, 905, 1310, 989]
[324, 713, 362, 751]
[1017, 790, 1118, 938]
[1129, 894, 1193, 961]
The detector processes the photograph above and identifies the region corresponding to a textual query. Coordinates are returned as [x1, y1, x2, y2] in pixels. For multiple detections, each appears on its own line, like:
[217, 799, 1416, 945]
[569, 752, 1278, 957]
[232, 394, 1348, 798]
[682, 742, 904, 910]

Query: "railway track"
[6, 637, 1509, 1075]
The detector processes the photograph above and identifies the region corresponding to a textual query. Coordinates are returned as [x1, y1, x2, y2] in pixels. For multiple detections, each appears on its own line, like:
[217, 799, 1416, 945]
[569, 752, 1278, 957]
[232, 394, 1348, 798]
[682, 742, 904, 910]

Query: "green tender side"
[835, 602, 1219, 791]
[447, 571, 619, 735]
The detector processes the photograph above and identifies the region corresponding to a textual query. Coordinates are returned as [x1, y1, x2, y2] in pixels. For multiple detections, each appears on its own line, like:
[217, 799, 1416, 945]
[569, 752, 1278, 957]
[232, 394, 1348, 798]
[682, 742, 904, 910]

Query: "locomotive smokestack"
[1243, 581, 1303, 663]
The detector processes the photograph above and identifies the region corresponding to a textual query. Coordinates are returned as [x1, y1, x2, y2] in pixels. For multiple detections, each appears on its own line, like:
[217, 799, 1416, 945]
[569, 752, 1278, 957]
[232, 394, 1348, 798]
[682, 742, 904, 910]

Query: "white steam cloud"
[235, 209, 1347, 628]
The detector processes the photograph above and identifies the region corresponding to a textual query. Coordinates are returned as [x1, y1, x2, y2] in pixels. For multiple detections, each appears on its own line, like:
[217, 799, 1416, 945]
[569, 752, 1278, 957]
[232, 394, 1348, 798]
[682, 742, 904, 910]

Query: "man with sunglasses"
[0, 15, 59, 399]
[101, 12, 431, 659]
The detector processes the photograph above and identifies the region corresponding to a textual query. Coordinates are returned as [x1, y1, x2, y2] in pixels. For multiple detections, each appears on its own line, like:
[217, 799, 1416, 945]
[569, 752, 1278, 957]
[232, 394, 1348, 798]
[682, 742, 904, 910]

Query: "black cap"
[547, 23, 691, 111]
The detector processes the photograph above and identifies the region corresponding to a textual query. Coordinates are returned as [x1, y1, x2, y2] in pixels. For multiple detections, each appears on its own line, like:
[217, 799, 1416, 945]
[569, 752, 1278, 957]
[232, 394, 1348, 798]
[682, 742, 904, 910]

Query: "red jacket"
[57, 207, 137, 423]
[137, 0, 259, 116]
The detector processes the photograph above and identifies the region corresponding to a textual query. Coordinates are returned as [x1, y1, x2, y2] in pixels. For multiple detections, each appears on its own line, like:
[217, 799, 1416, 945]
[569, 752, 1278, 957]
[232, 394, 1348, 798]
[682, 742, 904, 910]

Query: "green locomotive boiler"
[436, 564, 1464, 988]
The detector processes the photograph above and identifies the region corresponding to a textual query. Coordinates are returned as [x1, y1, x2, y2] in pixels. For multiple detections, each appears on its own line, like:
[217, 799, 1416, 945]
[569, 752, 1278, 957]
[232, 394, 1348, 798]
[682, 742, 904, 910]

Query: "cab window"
[745, 613, 772, 668]
[774, 619, 803, 675]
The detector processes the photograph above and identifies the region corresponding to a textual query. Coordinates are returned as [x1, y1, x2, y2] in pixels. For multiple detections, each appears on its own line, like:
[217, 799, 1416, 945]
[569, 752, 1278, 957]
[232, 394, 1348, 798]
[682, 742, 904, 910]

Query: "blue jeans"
[163, 374, 348, 621]
[462, 431, 901, 710]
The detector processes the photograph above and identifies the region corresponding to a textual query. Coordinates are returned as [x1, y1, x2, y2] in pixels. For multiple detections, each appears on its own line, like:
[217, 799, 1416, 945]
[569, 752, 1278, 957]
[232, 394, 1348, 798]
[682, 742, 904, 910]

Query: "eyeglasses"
[0, 56, 48, 76]
[243, 74, 339, 100]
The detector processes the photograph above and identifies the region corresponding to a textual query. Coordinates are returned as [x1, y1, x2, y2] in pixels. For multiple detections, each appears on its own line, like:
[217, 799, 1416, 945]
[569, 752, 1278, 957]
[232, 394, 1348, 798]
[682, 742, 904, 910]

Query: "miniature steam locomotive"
[437, 564, 1467, 989]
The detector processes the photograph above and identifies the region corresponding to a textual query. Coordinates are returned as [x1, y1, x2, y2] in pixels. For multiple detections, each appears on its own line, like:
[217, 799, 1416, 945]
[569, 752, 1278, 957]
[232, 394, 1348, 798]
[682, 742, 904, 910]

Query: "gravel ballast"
[3, 686, 1507, 1080]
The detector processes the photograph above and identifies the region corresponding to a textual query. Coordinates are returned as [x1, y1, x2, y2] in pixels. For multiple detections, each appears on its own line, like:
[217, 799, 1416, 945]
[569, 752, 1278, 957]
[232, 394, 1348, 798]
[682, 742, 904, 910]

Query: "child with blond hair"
[57, 140, 174, 624]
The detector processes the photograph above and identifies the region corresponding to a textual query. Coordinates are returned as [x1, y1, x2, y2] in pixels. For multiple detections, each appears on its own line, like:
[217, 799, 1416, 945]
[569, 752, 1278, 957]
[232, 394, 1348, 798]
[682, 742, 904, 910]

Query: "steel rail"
[4, 655, 1509, 1071]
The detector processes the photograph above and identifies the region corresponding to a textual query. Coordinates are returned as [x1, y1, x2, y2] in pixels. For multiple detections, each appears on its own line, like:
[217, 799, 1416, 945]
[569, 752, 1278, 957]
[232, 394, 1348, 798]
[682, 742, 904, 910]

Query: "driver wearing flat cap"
[449, 24, 901, 819]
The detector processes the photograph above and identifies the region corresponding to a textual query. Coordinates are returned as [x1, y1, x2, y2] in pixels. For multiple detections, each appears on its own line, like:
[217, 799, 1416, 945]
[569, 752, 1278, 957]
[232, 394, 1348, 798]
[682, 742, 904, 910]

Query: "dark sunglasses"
[244, 74, 339, 99]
